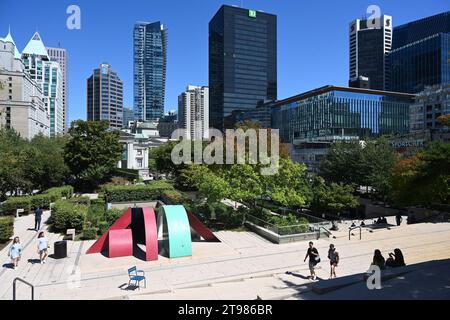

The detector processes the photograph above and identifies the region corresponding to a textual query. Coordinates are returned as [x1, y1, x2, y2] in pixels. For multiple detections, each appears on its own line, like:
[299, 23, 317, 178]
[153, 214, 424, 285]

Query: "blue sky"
[1, 0, 448, 122]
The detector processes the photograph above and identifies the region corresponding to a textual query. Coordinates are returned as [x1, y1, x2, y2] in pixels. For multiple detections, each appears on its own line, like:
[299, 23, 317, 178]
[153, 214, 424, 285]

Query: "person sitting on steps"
[385, 248, 406, 268]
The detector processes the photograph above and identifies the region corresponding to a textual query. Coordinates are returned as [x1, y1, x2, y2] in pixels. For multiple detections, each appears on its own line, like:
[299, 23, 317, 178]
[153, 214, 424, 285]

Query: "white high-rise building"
[47, 47, 68, 132]
[178, 85, 209, 140]
[0, 30, 49, 138]
[22, 32, 64, 136]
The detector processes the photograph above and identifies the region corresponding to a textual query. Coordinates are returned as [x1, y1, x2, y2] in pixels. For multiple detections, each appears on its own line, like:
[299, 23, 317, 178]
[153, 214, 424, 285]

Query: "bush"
[67, 196, 91, 206]
[97, 221, 109, 235]
[113, 168, 139, 181]
[0, 216, 14, 243]
[104, 181, 174, 203]
[81, 227, 97, 240]
[2, 196, 32, 214]
[106, 209, 124, 226]
[30, 194, 52, 209]
[86, 203, 105, 228]
[160, 189, 190, 205]
[44, 186, 74, 199]
[51, 200, 88, 232]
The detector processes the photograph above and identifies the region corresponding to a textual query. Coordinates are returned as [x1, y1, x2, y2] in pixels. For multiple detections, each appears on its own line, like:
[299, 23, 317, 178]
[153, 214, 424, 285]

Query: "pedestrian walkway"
[1, 211, 450, 300]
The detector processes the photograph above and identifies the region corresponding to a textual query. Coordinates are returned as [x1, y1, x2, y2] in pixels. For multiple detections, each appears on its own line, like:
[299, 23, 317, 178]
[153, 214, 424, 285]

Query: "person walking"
[8, 237, 22, 269]
[304, 241, 320, 280]
[34, 206, 43, 231]
[37, 231, 49, 264]
[395, 213, 402, 227]
[328, 244, 339, 279]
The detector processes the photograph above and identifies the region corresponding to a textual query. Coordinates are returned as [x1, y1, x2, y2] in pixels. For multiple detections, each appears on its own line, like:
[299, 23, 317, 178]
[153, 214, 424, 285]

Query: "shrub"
[106, 209, 124, 226]
[160, 189, 190, 205]
[44, 186, 74, 199]
[51, 200, 88, 232]
[86, 203, 105, 228]
[97, 221, 109, 235]
[81, 227, 97, 240]
[30, 194, 52, 209]
[67, 196, 91, 206]
[0, 216, 14, 243]
[104, 181, 174, 203]
[113, 168, 139, 181]
[2, 196, 32, 214]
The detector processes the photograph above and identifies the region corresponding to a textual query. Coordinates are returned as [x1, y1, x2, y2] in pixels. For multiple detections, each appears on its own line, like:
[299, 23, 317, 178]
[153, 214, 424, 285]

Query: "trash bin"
[54, 240, 67, 259]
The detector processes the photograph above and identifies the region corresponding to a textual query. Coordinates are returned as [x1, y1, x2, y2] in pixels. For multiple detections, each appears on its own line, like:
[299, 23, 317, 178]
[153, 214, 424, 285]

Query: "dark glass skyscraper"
[133, 21, 167, 122]
[209, 5, 277, 131]
[388, 11, 450, 93]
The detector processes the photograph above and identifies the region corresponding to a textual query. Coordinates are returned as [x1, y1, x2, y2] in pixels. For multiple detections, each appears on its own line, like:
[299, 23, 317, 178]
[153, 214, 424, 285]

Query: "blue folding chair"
[128, 266, 146, 289]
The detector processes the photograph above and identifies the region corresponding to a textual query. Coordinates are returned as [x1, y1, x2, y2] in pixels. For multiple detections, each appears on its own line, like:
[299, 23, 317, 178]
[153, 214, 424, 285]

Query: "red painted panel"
[108, 229, 133, 258]
[187, 211, 220, 242]
[142, 208, 158, 261]
[86, 208, 132, 254]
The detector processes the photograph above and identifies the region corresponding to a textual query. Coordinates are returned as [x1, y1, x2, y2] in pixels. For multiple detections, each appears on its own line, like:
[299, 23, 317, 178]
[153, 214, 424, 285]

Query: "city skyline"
[0, 0, 448, 124]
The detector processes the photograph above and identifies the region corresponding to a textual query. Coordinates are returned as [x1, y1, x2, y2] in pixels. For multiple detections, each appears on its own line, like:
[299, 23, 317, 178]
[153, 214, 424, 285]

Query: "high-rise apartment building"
[209, 5, 277, 131]
[0, 31, 50, 139]
[46, 47, 68, 132]
[87, 63, 123, 129]
[133, 21, 167, 122]
[122, 107, 134, 128]
[21, 32, 64, 136]
[388, 11, 450, 93]
[178, 85, 209, 140]
[349, 15, 392, 90]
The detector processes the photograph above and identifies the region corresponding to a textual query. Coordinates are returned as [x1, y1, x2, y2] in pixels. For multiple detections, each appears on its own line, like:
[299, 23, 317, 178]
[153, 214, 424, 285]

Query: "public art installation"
[86, 205, 219, 260]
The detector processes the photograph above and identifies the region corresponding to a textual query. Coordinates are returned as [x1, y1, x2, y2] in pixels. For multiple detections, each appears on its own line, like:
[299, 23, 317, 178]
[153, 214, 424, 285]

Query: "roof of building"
[1, 29, 21, 59]
[272, 85, 416, 107]
[22, 32, 49, 59]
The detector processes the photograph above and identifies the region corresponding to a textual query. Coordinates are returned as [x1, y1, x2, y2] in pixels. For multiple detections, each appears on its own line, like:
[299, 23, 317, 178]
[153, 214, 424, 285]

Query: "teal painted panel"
[161, 205, 192, 258]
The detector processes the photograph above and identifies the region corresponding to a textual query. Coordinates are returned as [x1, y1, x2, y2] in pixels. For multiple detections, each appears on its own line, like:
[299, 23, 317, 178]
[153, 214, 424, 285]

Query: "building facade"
[87, 63, 123, 129]
[46, 47, 68, 132]
[157, 111, 178, 138]
[349, 15, 392, 90]
[133, 21, 167, 122]
[270, 86, 415, 173]
[388, 11, 450, 93]
[410, 84, 450, 132]
[0, 33, 49, 139]
[209, 5, 277, 131]
[122, 107, 134, 128]
[21, 32, 63, 137]
[178, 85, 209, 140]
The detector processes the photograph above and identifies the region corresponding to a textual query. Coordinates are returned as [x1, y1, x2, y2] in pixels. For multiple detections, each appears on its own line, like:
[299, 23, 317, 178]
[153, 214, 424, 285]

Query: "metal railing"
[13, 277, 34, 300]
[348, 226, 362, 240]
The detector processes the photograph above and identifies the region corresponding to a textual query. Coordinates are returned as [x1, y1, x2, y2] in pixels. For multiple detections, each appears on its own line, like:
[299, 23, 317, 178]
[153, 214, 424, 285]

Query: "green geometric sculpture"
[159, 205, 192, 258]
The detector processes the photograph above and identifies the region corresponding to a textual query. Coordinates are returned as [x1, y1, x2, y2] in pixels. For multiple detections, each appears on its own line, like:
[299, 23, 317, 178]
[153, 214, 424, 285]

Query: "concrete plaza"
[1, 212, 450, 300]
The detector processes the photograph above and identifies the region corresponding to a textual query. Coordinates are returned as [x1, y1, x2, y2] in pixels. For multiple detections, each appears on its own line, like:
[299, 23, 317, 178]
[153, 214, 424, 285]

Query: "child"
[8, 237, 22, 269]
[328, 244, 339, 279]
[37, 231, 49, 264]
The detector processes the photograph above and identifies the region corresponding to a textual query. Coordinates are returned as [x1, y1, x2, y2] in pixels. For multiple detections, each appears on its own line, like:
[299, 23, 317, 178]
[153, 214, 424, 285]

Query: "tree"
[64, 121, 122, 190]
[226, 164, 263, 204]
[263, 158, 312, 208]
[24, 134, 69, 191]
[437, 114, 450, 127]
[311, 177, 358, 215]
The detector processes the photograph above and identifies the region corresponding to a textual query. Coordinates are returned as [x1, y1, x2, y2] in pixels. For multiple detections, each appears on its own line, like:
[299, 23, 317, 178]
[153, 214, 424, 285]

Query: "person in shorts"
[304, 241, 319, 280]
[8, 237, 22, 269]
[37, 231, 49, 264]
[328, 244, 339, 279]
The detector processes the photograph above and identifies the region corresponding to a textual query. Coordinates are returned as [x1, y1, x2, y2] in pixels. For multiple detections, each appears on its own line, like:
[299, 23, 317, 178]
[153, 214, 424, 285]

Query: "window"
[136, 158, 143, 168]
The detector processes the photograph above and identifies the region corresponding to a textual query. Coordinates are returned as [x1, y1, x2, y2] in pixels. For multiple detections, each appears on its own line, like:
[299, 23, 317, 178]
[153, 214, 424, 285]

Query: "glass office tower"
[209, 5, 277, 131]
[133, 21, 167, 122]
[388, 11, 450, 93]
[270, 86, 414, 143]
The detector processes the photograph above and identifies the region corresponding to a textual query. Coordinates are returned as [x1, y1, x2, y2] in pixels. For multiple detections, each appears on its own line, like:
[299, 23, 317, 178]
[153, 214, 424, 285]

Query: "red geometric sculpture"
[142, 208, 158, 261]
[86, 207, 132, 254]
[187, 211, 221, 242]
[108, 229, 133, 258]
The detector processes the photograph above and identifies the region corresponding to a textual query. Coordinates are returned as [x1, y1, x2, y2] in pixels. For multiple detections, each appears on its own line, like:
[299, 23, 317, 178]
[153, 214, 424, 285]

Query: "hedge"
[81, 227, 97, 240]
[160, 189, 190, 205]
[104, 181, 174, 203]
[0, 216, 14, 243]
[44, 186, 74, 199]
[51, 200, 88, 232]
[2, 196, 32, 214]
[114, 168, 140, 181]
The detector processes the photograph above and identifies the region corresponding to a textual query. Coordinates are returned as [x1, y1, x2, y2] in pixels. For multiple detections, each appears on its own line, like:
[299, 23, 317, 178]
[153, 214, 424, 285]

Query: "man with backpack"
[304, 241, 320, 280]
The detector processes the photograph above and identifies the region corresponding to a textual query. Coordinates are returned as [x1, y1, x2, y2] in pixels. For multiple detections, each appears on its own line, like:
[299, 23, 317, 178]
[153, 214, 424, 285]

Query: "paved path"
[1, 214, 450, 300]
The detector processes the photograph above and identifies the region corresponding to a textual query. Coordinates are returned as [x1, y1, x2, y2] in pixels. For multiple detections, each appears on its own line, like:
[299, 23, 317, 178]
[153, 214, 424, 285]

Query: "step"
[311, 273, 365, 294]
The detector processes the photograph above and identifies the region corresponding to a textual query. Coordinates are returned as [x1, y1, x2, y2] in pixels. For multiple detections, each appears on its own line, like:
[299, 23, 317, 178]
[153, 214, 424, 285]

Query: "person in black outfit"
[386, 248, 406, 268]
[34, 207, 43, 231]
[395, 213, 402, 226]
[304, 241, 320, 280]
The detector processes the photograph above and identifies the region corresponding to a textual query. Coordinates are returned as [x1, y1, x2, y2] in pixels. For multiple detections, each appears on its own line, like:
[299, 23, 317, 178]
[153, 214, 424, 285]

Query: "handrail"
[13, 277, 34, 300]
[316, 226, 332, 239]
[348, 226, 362, 240]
